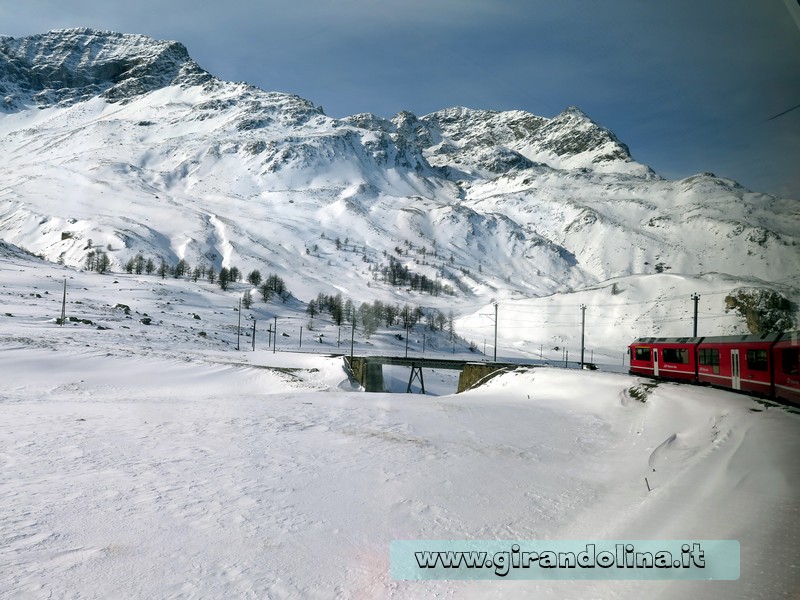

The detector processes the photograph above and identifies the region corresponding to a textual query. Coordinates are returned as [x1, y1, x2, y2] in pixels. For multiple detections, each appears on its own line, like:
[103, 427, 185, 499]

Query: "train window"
[698, 348, 719, 366]
[663, 348, 689, 364]
[635, 347, 651, 361]
[699, 348, 720, 373]
[783, 348, 799, 375]
[746, 349, 768, 371]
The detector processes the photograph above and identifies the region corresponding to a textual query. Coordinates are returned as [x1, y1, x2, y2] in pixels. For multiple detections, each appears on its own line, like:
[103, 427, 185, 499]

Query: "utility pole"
[252, 319, 256, 351]
[236, 297, 242, 351]
[59, 278, 66, 326]
[350, 307, 356, 363]
[268, 324, 272, 348]
[691, 293, 700, 337]
[299, 326, 303, 349]
[273, 316, 277, 353]
[565, 349, 569, 368]
[580, 304, 586, 369]
[405, 324, 410, 358]
[493, 302, 498, 362]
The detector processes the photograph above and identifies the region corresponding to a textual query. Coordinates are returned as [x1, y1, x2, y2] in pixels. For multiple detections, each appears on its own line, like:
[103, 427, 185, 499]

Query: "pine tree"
[96, 252, 110, 274]
[330, 293, 344, 325]
[385, 303, 398, 327]
[306, 299, 317, 318]
[343, 298, 354, 324]
[358, 303, 378, 339]
[435, 310, 447, 332]
[158, 258, 168, 279]
[259, 282, 272, 302]
[247, 269, 262, 286]
[218, 267, 230, 290]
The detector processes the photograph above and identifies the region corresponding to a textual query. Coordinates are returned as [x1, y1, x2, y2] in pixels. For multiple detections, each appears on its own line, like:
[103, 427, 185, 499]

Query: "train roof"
[632, 337, 702, 344]
[700, 333, 783, 344]
[631, 332, 798, 346]
[775, 331, 799, 345]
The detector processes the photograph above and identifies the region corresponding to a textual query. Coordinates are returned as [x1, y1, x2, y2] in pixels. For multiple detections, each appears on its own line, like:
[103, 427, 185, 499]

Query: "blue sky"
[3, 0, 799, 198]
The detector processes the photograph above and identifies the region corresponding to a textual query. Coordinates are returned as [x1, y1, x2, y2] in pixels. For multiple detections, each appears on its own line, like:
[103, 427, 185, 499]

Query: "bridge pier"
[407, 364, 425, 394]
[364, 362, 385, 392]
[346, 357, 384, 392]
[457, 363, 517, 392]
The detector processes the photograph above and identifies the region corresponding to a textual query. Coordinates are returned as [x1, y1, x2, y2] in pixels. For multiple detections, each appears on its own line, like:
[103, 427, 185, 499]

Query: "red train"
[629, 331, 800, 405]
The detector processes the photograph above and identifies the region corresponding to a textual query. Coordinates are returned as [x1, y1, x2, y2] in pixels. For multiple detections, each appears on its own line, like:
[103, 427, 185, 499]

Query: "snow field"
[2, 343, 799, 598]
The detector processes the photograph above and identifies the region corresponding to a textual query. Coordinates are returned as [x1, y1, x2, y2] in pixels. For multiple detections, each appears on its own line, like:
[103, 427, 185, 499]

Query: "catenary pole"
[60, 278, 67, 325]
[237, 297, 242, 350]
[493, 302, 498, 362]
[350, 307, 356, 363]
[580, 304, 586, 369]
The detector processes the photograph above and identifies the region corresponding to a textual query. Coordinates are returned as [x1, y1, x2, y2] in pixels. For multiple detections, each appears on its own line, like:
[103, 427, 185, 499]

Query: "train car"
[629, 337, 702, 382]
[697, 333, 781, 396]
[773, 331, 800, 405]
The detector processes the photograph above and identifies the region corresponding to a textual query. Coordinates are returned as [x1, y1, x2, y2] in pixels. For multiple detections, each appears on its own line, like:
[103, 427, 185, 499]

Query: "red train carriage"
[697, 333, 781, 396]
[629, 331, 800, 406]
[773, 332, 800, 405]
[629, 337, 702, 382]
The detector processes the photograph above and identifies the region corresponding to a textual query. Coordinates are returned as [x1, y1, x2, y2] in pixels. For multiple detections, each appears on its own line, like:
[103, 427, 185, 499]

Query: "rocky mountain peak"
[0, 28, 211, 109]
[541, 105, 635, 164]
[411, 105, 650, 177]
[558, 105, 591, 119]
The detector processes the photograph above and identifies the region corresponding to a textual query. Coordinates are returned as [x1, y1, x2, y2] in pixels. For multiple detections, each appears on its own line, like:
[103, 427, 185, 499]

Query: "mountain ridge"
[0, 28, 797, 350]
[0, 28, 212, 109]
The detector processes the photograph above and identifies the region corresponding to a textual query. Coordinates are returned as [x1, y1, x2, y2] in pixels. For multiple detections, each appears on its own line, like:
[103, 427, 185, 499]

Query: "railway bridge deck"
[345, 355, 526, 393]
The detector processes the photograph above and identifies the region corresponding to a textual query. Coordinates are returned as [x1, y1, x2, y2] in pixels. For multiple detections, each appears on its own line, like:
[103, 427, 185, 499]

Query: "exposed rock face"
[725, 288, 796, 334]
[341, 105, 653, 178]
[0, 28, 212, 108]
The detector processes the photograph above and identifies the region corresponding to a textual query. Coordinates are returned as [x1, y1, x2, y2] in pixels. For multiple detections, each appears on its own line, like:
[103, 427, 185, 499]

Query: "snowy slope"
[2, 157, 799, 599]
[0, 28, 799, 357]
[1, 252, 798, 598]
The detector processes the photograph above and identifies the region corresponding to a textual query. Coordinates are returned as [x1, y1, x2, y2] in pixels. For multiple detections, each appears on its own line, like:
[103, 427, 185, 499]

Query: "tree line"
[120, 254, 290, 302]
[105, 251, 460, 340]
[306, 293, 455, 340]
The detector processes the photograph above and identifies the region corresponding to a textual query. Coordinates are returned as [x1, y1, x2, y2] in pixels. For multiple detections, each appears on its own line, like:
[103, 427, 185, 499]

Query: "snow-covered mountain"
[1, 28, 798, 357]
